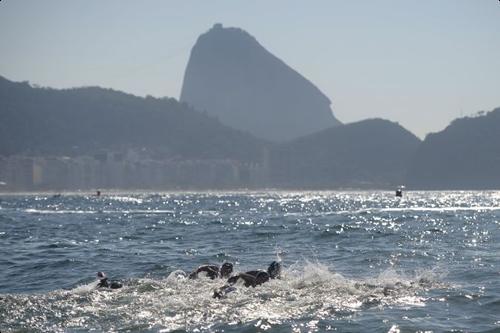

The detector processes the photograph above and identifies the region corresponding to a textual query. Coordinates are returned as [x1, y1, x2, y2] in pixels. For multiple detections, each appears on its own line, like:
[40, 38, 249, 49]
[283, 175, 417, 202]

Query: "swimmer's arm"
[236, 273, 257, 287]
[213, 284, 237, 299]
[189, 265, 218, 279]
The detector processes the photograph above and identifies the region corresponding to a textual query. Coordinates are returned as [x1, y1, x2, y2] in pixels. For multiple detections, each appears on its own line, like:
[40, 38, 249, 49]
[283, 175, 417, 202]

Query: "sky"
[1, 0, 499, 138]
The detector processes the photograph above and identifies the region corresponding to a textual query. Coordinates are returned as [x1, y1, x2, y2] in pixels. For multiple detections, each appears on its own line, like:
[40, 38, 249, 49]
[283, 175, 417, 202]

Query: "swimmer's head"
[267, 261, 281, 279]
[97, 271, 106, 280]
[220, 262, 233, 278]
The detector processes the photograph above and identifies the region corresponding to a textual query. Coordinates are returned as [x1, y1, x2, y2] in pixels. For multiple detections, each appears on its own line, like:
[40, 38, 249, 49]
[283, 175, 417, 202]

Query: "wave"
[0, 261, 445, 332]
[107, 196, 145, 204]
[23, 209, 176, 215]
[327, 206, 500, 215]
[70, 280, 100, 294]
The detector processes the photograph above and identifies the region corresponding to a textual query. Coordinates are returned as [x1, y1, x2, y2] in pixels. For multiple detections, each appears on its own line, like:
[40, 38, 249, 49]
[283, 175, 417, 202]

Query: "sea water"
[0, 191, 499, 332]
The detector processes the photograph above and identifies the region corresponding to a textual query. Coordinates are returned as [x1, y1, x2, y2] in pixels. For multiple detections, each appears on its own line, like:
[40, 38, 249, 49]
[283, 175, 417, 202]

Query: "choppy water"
[0, 191, 499, 332]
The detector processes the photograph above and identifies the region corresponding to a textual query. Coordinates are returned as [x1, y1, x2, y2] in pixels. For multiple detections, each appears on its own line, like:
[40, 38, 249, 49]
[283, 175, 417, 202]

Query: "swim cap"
[220, 262, 234, 277]
[267, 261, 281, 279]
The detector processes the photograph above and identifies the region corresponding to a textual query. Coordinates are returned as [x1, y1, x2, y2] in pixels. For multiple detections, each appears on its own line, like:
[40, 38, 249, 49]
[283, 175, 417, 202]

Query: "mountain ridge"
[407, 108, 500, 189]
[2, 76, 499, 190]
[269, 118, 421, 188]
[180, 23, 341, 142]
[0, 75, 265, 161]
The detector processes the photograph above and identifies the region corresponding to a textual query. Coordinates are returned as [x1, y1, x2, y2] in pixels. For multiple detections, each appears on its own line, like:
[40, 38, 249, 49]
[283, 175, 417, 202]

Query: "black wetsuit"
[189, 263, 233, 280]
[97, 277, 122, 289]
[213, 261, 281, 298]
[189, 265, 220, 280]
[226, 270, 270, 287]
[214, 270, 271, 298]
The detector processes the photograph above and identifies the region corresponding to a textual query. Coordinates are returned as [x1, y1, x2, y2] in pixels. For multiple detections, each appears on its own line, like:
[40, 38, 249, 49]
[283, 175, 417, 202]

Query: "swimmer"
[227, 261, 281, 286]
[188, 262, 233, 280]
[213, 261, 281, 298]
[96, 271, 123, 289]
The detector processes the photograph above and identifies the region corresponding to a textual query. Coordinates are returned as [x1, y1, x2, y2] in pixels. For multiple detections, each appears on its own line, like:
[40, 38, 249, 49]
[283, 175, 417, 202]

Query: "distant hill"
[407, 108, 500, 189]
[180, 23, 341, 142]
[7, 73, 499, 190]
[269, 119, 421, 188]
[0, 76, 264, 162]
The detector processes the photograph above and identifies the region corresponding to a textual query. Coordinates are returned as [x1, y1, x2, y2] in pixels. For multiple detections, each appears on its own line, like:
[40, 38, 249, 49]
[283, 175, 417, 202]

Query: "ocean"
[0, 191, 499, 332]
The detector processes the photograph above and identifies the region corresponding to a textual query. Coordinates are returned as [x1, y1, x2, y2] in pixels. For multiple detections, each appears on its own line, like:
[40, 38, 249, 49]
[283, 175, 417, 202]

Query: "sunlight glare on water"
[0, 191, 499, 332]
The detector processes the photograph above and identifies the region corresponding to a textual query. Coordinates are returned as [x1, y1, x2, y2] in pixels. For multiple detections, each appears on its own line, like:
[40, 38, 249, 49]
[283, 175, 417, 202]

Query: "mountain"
[180, 23, 341, 142]
[269, 119, 421, 188]
[0, 76, 264, 162]
[407, 108, 500, 190]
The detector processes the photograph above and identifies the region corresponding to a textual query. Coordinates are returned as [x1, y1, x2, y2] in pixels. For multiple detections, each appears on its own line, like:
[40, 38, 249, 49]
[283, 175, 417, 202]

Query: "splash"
[0, 261, 444, 332]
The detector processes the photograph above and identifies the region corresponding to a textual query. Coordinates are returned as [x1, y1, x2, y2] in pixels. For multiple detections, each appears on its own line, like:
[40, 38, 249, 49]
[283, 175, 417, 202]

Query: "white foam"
[70, 280, 99, 294]
[24, 208, 175, 214]
[108, 196, 144, 204]
[1, 263, 446, 331]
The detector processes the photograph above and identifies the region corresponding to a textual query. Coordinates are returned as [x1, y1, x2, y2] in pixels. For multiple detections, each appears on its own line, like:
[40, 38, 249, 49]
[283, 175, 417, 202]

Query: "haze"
[1, 0, 499, 138]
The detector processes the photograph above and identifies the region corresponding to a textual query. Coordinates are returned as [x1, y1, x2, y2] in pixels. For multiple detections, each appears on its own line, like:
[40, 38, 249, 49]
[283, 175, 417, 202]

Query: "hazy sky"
[1, 0, 499, 138]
